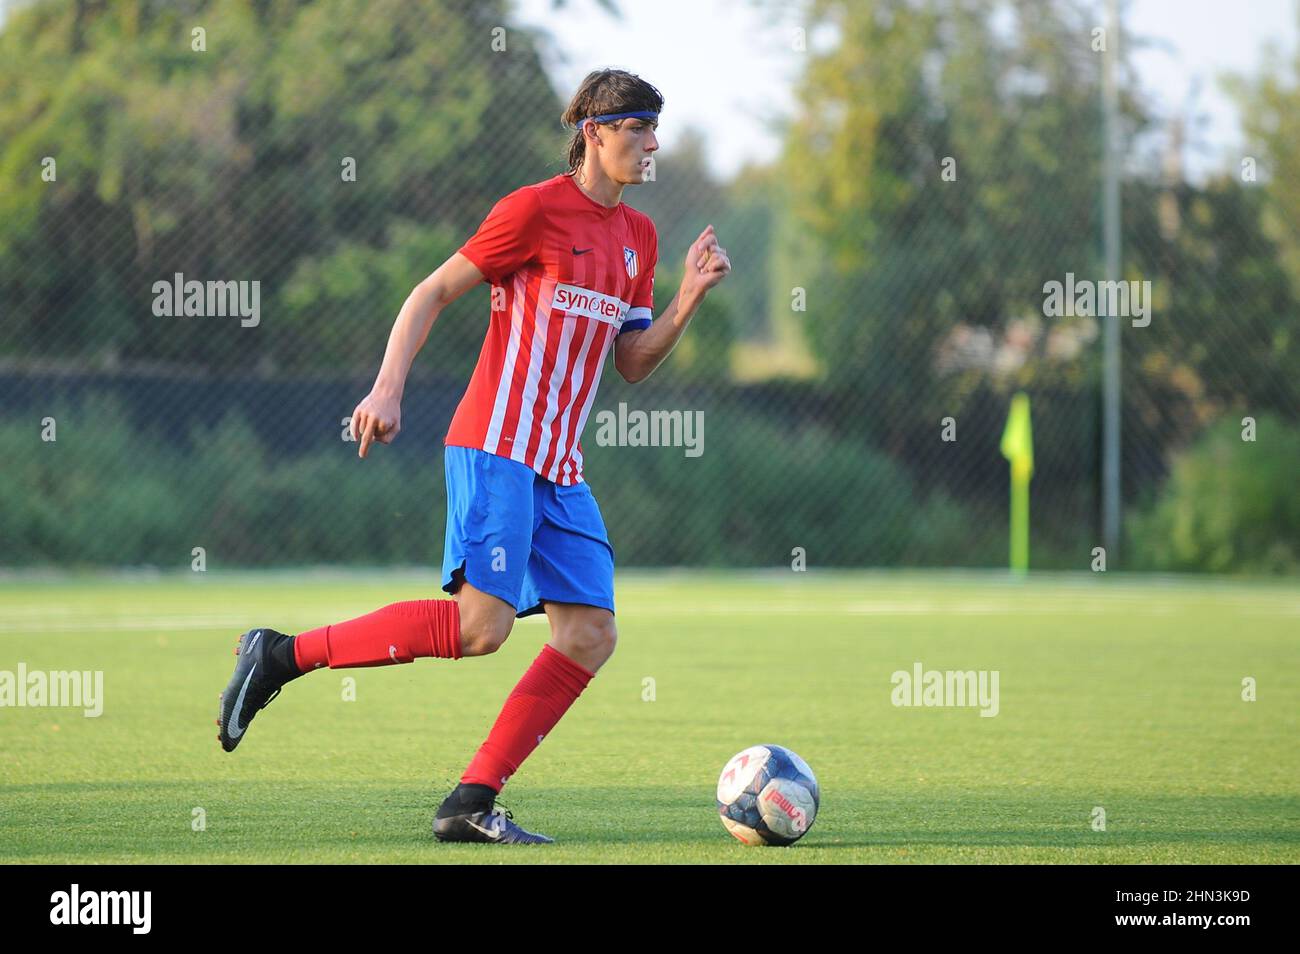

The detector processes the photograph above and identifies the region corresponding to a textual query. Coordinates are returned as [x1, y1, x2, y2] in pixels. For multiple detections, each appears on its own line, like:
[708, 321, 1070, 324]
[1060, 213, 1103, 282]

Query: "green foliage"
[0, 396, 186, 564]
[1, 395, 1007, 568]
[1125, 177, 1300, 429]
[1228, 28, 1300, 294]
[0, 398, 442, 566]
[781, 0, 1122, 447]
[0, 0, 563, 373]
[586, 410, 996, 567]
[1128, 415, 1300, 573]
[3, 0, 1299, 573]
[624, 127, 748, 382]
[276, 220, 465, 373]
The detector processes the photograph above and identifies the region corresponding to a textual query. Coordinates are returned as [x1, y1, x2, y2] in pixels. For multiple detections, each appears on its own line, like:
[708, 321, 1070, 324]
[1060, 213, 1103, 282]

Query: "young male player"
[217, 69, 731, 843]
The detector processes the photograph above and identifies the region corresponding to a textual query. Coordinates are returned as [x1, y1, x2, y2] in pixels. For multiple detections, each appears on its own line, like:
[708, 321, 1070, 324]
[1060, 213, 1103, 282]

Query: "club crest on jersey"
[623, 246, 639, 279]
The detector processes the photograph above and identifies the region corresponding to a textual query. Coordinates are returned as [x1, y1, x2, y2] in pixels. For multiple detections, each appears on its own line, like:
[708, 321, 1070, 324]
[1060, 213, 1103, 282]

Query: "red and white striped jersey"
[445, 173, 658, 485]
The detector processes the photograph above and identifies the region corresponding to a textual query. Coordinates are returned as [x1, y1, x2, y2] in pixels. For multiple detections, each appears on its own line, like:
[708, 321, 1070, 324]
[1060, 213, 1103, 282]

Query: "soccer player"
[217, 69, 731, 843]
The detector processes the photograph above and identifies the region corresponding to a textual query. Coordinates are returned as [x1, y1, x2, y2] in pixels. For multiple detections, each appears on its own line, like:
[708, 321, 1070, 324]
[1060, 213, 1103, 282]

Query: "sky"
[512, 0, 1299, 182]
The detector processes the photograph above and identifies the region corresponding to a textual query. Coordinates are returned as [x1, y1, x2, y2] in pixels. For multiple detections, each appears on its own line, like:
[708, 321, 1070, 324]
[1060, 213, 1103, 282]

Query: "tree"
[776, 0, 1140, 457]
[0, 0, 565, 374]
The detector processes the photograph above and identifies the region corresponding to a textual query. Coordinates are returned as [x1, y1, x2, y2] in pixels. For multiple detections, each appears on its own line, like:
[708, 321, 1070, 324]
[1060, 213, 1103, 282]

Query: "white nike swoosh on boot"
[465, 816, 504, 840]
[227, 664, 257, 739]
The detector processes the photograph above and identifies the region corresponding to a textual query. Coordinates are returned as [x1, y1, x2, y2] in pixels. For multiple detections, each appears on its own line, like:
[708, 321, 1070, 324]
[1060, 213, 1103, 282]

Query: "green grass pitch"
[1, 570, 1297, 864]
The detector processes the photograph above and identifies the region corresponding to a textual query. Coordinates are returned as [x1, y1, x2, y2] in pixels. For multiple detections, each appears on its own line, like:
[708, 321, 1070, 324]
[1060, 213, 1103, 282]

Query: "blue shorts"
[440, 445, 616, 618]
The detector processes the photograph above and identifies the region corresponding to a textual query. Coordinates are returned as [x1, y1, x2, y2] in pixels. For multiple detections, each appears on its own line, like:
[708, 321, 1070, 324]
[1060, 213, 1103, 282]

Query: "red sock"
[293, 599, 462, 670]
[461, 644, 595, 792]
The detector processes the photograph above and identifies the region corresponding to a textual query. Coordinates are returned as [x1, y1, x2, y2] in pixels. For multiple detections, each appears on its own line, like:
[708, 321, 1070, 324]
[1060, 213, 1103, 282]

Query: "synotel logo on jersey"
[50, 884, 151, 934]
[593, 402, 704, 458]
[552, 283, 625, 323]
[151, 272, 261, 327]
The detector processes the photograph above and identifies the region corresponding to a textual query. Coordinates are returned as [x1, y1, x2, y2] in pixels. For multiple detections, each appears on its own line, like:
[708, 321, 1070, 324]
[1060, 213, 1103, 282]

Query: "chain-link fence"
[2, 0, 1297, 572]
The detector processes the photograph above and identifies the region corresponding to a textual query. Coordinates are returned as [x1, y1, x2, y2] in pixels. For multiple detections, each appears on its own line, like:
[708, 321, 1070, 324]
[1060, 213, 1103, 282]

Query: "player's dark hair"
[561, 68, 664, 176]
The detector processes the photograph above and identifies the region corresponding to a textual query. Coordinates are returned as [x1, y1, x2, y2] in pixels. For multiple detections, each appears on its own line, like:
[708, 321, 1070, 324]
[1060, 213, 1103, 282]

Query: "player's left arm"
[614, 224, 730, 383]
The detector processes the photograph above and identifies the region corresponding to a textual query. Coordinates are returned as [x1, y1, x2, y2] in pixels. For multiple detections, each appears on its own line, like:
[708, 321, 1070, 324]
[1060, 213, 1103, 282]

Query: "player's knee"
[459, 615, 513, 656]
[563, 615, 617, 668]
[452, 582, 516, 656]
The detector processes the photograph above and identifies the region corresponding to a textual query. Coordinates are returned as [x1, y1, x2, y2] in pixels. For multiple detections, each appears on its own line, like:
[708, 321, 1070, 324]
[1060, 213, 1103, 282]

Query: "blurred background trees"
[1, 0, 1296, 571]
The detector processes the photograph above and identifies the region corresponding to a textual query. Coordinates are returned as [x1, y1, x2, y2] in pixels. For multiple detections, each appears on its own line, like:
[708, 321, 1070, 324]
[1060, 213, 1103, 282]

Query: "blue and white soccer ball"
[716, 744, 820, 846]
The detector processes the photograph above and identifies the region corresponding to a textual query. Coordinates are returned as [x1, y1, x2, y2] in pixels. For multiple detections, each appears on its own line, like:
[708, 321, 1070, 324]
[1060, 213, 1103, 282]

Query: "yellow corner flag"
[1000, 392, 1033, 574]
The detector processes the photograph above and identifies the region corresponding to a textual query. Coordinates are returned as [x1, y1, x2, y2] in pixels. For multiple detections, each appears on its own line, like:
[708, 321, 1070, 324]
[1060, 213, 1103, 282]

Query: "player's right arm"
[350, 252, 485, 459]
[353, 187, 543, 458]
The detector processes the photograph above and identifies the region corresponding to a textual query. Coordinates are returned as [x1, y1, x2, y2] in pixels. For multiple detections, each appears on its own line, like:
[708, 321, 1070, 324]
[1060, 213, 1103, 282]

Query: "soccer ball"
[716, 744, 819, 846]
